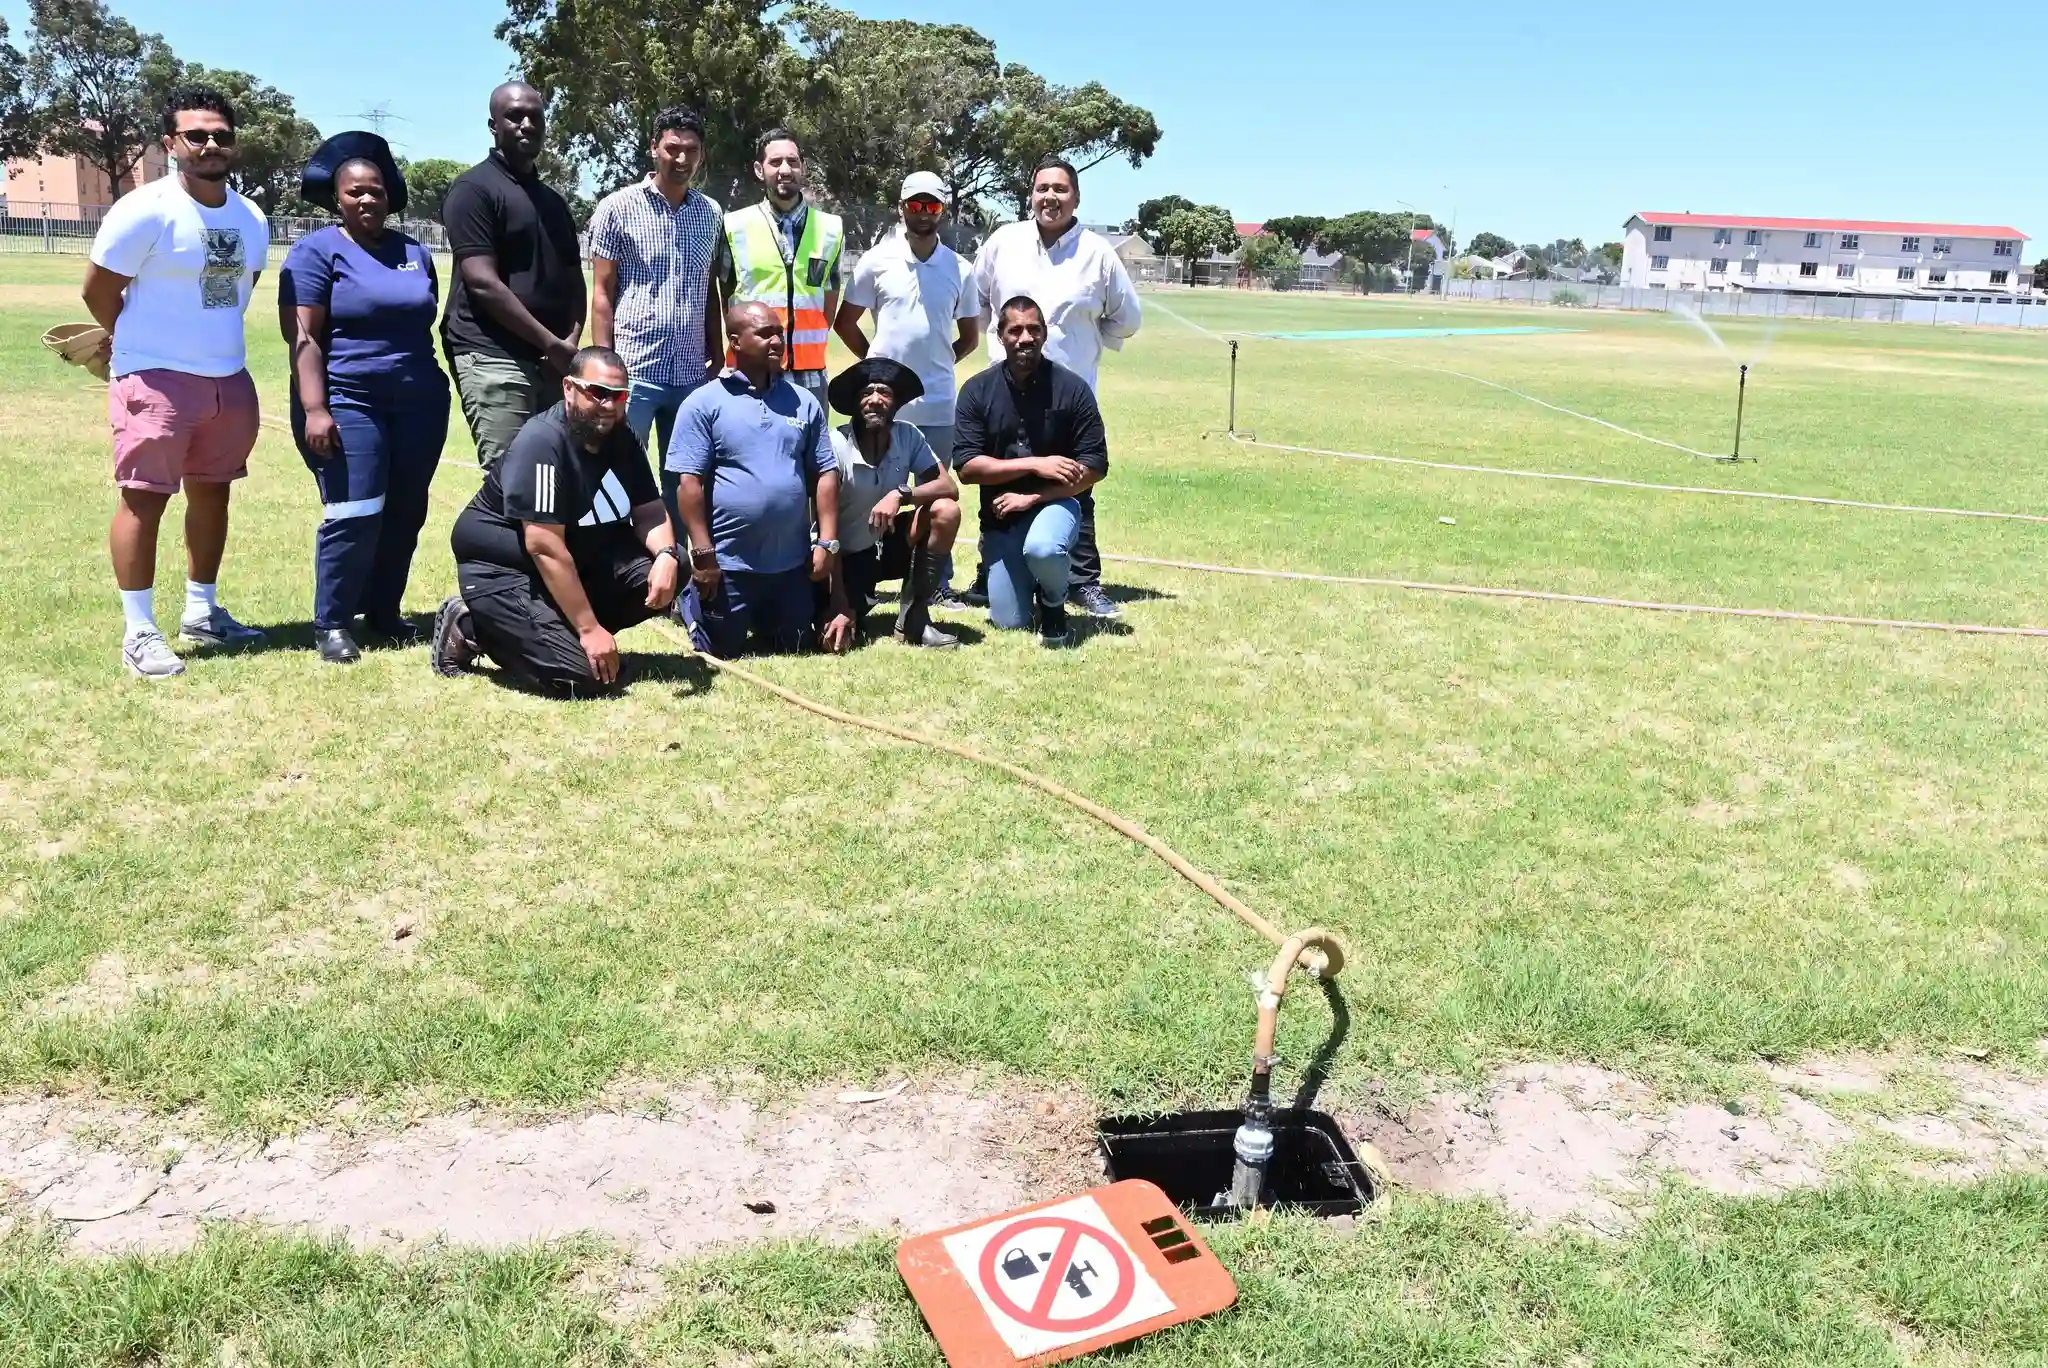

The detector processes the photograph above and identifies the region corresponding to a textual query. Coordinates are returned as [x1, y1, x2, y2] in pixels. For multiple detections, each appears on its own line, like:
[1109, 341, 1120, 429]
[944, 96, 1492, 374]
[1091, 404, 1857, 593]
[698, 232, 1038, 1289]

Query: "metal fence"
[1, 202, 451, 255]
[1444, 277, 2048, 329]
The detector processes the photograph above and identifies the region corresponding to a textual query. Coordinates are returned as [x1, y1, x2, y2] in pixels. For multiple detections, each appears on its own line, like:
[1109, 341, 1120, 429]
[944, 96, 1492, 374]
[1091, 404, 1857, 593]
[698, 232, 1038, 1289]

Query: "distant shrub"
[1551, 287, 1585, 308]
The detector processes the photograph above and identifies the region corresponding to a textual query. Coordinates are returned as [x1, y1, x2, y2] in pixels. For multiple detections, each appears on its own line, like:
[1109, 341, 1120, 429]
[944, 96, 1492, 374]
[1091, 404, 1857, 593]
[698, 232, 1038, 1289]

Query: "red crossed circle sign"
[975, 1214, 1138, 1334]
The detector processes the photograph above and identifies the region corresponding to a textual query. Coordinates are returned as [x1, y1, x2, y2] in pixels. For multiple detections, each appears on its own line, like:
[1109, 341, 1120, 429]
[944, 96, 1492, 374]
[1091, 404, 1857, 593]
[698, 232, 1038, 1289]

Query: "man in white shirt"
[971, 158, 1141, 619]
[82, 85, 271, 678]
[832, 170, 979, 607]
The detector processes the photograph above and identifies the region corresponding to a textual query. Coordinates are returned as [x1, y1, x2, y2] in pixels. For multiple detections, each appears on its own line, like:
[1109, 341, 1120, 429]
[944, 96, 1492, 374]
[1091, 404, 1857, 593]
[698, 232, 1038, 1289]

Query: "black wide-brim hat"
[827, 356, 924, 417]
[300, 130, 408, 215]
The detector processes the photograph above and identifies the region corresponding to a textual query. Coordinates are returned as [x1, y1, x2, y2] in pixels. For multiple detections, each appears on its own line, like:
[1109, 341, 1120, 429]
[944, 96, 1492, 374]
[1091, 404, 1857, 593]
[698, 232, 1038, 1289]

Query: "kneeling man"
[953, 296, 1109, 648]
[433, 347, 679, 695]
[818, 357, 963, 653]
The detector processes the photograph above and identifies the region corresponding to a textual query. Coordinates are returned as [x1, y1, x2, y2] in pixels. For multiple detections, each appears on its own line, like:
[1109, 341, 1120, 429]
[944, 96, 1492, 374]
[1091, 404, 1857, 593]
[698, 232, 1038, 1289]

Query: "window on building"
[1800, 262, 1819, 277]
[1744, 229, 1762, 246]
[1653, 225, 1673, 242]
[1651, 255, 1669, 270]
[1929, 267, 1947, 284]
[1992, 270, 2010, 285]
[1993, 240, 2015, 256]
[1712, 228, 1733, 246]
[1740, 259, 1759, 276]
[1710, 258, 1728, 274]
[1837, 263, 1856, 278]
[1932, 238, 1952, 256]
[1840, 233, 1860, 251]
[1897, 266, 1916, 281]
[1900, 235, 1920, 253]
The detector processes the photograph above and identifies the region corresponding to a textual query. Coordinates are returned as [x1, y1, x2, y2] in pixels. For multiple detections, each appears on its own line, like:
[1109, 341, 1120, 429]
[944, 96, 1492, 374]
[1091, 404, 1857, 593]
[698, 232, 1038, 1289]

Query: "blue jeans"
[627, 375, 705, 467]
[293, 375, 450, 630]
[984, 499, 1081, 630]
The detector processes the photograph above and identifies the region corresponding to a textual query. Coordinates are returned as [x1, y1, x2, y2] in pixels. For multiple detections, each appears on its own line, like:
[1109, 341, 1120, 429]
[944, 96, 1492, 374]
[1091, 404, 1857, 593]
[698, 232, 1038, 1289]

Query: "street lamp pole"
[1397, 199, 1419, 294]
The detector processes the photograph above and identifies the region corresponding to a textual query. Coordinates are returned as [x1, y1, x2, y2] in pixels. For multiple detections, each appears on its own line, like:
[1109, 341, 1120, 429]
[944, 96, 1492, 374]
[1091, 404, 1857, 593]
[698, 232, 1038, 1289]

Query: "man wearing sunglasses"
[434, 347, 679, 696]
[832, 172, 980, 610]
[83, 85, 272, 679]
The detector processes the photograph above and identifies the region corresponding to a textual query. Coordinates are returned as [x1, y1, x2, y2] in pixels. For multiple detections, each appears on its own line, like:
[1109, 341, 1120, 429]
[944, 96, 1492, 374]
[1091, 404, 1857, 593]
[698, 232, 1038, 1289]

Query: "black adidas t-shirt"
[450, 402, 660, 578]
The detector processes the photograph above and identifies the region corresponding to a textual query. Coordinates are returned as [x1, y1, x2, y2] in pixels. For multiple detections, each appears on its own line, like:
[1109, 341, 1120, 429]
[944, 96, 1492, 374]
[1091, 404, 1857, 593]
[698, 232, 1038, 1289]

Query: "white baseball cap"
[899, 171, 951, 205]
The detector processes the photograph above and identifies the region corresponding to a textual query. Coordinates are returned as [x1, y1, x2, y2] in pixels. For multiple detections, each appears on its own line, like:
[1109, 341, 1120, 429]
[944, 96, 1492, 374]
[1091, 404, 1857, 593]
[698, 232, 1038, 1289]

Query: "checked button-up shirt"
[587, 179, 724, 387]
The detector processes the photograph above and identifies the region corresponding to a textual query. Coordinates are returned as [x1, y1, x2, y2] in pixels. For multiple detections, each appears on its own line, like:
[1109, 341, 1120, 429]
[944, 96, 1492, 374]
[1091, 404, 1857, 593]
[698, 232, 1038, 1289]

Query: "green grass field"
[3, 254, 2047, 1364]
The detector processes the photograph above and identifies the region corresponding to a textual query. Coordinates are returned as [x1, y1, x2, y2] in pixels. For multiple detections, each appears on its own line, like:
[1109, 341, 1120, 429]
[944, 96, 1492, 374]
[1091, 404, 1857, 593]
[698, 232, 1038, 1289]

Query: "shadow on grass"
[477, 651, 715, 701]
[1289, 978, 1350, 1114]
[186, 614, 434, 659]
[1103, 582, 1176, 606]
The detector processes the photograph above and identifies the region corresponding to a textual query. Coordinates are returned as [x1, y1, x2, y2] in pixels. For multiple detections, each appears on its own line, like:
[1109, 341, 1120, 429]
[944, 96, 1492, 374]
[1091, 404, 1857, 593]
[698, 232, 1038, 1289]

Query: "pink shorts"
[109, 368, 260, 494]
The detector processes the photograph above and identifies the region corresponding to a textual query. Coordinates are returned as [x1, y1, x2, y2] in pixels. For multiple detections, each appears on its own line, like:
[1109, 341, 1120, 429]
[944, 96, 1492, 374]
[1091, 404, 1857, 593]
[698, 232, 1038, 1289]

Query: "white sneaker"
[123, 627, 186, 679]
[178, 604, 266, 650]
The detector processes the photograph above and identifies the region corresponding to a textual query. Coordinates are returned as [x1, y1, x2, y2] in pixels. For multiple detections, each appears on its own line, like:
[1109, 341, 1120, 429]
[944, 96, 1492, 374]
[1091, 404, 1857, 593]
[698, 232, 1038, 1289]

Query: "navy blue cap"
[300, 131, 408, 215]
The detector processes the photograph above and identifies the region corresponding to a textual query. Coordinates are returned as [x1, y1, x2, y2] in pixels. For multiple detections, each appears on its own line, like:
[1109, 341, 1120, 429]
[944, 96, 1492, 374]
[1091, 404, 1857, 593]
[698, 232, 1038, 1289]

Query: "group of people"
[81, 81, 1143, 695]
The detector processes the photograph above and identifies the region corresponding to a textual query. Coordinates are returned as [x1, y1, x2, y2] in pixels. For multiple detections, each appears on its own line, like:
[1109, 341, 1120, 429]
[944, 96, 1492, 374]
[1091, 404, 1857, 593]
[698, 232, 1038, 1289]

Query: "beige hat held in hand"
[43, 322, 111, 381]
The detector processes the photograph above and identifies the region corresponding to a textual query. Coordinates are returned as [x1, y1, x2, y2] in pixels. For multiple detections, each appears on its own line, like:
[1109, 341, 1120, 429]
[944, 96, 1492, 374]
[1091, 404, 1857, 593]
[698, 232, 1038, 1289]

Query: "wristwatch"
[654, 545, 681, 565]
[689, 546, 718, 565]
[814, 538, 841, 554]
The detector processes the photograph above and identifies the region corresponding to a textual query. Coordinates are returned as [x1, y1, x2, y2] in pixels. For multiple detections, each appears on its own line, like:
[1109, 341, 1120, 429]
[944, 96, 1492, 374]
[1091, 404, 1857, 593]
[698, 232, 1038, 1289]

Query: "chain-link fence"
[1, 202, 451, 256]
[1445, 277, 2048, 329]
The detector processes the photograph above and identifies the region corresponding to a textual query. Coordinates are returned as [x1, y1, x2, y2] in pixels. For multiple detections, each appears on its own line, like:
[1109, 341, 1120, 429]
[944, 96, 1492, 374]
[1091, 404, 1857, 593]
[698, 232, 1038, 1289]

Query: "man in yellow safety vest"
[721, 129, 844, 405]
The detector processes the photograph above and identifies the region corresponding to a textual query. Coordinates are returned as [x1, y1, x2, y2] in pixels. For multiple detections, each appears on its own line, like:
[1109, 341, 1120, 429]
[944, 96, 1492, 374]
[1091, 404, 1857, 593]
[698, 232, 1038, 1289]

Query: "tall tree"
[1122, 194, 1193, 250]
[0, 19, 41, 162]
[498, 0, 803, 206]
[1260, 214, 1327, 252]
[781, 5, 998, 246]
[24, 0, 179, 201]
[397, 156, 468, 224]
[1239, 233, 1303, 289]
[1466, 230, 1515, 260]
[170, 64, 320, 215]
[1152, 203, 1236, 283]
[1598, 241, 1624, 269]
[962, 66, 1159, 216]
[1320, 209, 1442, 271]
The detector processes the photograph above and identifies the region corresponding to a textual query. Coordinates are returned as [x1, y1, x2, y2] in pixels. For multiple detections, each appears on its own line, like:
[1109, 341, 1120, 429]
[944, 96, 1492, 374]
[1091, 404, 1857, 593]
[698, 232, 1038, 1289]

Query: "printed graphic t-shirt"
[450, 402, 659, 581]
[89, 176, 268, 379]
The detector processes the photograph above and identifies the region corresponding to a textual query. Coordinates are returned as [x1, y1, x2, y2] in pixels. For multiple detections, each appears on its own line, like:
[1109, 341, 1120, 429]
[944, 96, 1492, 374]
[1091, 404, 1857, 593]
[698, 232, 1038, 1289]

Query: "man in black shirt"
[433, 347, 680, 696]
[440, 82, 587, 468]
[953, 295, 1109, 648]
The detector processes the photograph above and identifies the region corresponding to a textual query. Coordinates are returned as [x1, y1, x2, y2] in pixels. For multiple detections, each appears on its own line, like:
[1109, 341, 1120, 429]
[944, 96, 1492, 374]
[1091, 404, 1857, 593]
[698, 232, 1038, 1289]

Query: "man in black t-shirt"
[440, 82, 587, 468]
[433, 348, 680, 697]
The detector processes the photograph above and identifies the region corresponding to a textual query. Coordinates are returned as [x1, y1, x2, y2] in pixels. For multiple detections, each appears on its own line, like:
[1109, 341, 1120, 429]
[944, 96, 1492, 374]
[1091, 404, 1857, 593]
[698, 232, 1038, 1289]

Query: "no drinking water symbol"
[977, 1215, 1137, 1334]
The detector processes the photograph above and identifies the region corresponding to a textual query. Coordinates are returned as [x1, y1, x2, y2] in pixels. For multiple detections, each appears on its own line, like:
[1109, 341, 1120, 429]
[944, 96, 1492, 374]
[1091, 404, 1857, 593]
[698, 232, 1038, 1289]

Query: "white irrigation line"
[1104, 553, 2048, 639]
[1231, 434, 2048, 526]
[1142, 293, 1234, 344]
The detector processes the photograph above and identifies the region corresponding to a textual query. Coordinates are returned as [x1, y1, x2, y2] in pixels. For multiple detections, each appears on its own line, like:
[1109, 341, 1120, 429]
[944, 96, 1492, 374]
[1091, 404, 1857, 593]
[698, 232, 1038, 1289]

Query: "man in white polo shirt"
[82, 84, 271, 678]
[833, 171, 979, 607]
[970, 157, 1141, 620]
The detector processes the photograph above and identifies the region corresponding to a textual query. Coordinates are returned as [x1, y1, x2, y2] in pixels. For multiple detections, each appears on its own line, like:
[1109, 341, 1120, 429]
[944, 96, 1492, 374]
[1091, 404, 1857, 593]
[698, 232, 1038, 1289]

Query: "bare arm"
[953, 316, 981, 363]
[81, 264, 130, 364]
[458, 253, 576, 370]
[590, 256, 620, 351]
[630, 498, 679, 611]
[703, 260, 724, 376]
[909, 462, 958, 507]
[289, 304, 344, 457]
[523, 520, 619, 684]
[831, 300, 870, 360]
[955, 453, 1083, 488]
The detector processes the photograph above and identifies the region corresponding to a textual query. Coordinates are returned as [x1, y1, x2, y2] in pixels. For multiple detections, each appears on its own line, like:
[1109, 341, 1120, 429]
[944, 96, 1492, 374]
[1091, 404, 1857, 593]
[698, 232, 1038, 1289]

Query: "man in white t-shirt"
[832, 171, 979, 606]
[82, 85, 271, 678]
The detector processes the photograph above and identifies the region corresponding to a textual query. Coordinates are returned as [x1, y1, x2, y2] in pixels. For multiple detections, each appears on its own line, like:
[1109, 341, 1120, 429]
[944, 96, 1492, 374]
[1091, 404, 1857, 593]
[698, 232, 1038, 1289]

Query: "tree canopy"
[1260, 215, 1327, 252]
[1152, 203, 1236, 281]
[0, 19, 39, 162]
[397, 157, 468, 224]
[170, 63, 320, 214]
[1465, 231, 1515, 260]
[1239, 233, 1303, 289]
[1123, 195, 1194, 250]
[22, 0, 178, 200]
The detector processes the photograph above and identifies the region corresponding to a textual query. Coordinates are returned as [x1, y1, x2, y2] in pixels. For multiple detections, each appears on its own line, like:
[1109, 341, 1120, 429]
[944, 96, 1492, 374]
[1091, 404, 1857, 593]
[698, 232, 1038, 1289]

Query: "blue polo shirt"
[279, 225, 442, 391]
[668, 369, 835, 575]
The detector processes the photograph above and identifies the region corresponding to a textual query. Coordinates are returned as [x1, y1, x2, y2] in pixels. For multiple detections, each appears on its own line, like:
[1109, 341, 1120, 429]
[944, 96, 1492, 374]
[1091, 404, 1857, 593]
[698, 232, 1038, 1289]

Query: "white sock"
[183, 581, 218, 622]
[120, 588, 156, 636]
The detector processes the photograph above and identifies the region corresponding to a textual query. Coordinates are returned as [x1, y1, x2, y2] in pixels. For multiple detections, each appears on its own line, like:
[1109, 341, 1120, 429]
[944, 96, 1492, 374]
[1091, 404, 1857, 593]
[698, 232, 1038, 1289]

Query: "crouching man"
[953, 296, 1108, 648]
[432, 347, 679, 695]
[818, 357, 963, 653]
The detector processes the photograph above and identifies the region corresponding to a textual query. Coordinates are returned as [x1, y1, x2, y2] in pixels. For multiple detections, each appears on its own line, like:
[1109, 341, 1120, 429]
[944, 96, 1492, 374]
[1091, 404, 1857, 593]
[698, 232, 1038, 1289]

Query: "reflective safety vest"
[725, 200, 844, 374]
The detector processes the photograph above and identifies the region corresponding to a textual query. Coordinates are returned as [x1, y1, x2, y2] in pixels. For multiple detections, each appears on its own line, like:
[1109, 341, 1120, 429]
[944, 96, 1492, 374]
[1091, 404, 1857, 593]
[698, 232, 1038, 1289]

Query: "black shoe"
[1068, 583, 1121, 618]
[962, 569, 989, 608]
[431, 595, 475, 677]
[315, 627, 362, 665]
[363, 614, 424, 646]
[1038, 600, 1072, 649]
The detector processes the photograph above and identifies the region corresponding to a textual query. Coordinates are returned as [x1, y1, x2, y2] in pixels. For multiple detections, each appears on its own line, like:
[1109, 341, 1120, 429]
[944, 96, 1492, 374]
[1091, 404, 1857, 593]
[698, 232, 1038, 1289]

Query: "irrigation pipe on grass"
[1103, 553, 2048, 639]
[647, 620, 1342, 979]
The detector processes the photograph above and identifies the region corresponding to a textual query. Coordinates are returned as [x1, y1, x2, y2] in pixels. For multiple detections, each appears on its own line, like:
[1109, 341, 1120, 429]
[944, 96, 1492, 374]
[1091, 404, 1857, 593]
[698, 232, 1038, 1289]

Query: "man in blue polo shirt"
[669, 301, 843, 657]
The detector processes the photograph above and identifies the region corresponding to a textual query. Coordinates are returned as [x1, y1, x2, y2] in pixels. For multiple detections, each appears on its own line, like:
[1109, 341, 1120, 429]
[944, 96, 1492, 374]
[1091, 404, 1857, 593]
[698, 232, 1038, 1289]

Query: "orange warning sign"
[897, 1180, 1236, 1366]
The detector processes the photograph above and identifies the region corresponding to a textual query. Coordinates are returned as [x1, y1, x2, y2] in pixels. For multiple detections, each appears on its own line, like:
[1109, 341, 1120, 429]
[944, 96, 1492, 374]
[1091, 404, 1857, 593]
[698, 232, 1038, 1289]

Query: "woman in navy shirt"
[280, 133, 451, 663]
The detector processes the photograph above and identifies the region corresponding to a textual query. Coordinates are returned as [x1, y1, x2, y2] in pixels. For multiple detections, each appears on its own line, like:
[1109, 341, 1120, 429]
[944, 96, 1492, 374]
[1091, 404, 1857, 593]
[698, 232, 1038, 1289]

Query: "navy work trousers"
[294, 374, 451, 630]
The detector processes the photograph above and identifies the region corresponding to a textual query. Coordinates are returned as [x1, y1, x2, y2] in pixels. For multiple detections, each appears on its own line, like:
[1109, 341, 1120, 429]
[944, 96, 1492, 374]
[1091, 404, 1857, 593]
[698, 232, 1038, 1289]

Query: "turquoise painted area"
[1258, 326, 1584, 341]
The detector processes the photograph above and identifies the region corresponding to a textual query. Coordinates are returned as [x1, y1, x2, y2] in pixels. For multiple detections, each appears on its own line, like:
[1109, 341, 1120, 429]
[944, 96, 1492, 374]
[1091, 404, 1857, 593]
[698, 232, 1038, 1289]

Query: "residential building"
[4, 144, 170, 218]
[1620, 213, 2030, 297]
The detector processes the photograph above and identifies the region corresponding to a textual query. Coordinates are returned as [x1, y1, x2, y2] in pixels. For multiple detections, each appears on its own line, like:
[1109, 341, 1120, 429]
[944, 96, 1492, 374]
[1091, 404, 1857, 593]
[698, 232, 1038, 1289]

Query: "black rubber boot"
[895, 547, 959, 649]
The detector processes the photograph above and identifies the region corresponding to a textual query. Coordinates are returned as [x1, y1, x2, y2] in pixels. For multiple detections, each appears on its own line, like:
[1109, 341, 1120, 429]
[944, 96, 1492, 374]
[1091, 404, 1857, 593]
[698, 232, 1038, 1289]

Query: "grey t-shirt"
[829, 420, 938, 554]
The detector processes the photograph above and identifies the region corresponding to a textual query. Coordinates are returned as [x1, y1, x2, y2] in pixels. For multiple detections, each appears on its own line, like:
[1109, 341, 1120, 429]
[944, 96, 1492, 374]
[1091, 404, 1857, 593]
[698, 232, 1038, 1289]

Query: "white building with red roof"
[1620, 213, 2028, 297]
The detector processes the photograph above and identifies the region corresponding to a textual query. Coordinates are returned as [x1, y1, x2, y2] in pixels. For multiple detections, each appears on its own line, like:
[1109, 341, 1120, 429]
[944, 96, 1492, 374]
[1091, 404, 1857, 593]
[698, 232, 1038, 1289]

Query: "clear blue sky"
[11, 0, 2044, 249]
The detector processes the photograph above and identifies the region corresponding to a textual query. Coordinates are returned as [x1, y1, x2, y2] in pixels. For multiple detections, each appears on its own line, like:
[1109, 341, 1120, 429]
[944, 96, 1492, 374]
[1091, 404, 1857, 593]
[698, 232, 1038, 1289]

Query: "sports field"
[3, 253, 2047, 1364]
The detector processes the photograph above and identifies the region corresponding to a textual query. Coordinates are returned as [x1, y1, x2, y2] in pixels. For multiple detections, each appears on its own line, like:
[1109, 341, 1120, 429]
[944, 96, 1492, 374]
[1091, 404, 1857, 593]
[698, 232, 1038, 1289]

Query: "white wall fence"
[1445, 277, 2048, 329]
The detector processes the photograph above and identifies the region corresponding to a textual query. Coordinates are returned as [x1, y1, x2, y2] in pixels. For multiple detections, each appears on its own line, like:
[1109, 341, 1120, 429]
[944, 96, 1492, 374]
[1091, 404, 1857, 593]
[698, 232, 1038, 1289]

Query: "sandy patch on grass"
[3, 1055, 2045, 1256]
